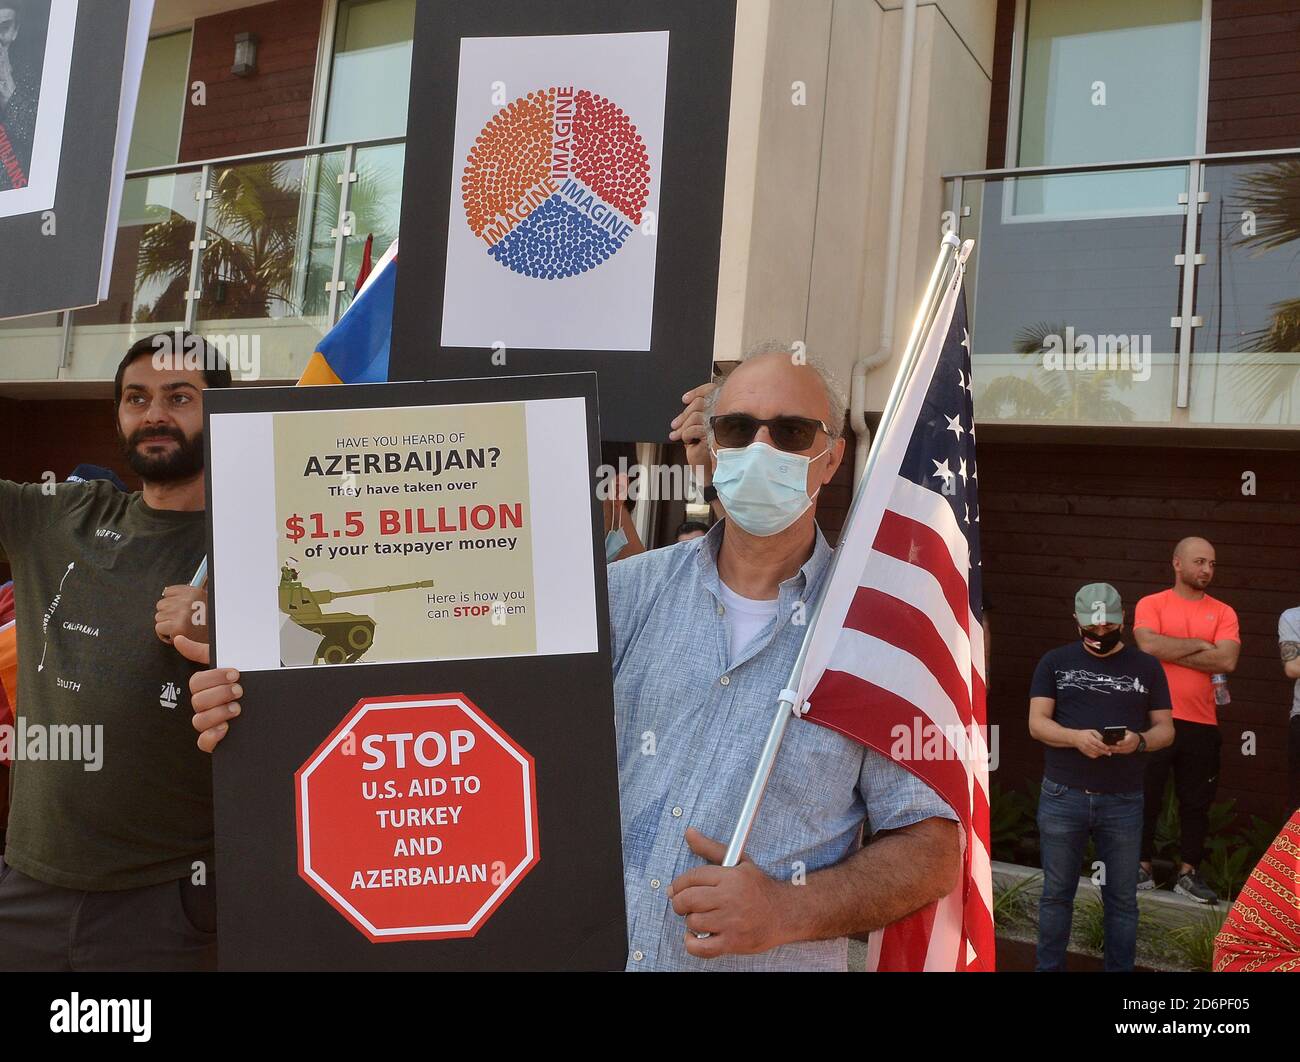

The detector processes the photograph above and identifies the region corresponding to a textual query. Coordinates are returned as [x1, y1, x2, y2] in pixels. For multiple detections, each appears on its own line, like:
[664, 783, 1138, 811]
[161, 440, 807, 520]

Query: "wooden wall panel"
[179, 0, 325, 162]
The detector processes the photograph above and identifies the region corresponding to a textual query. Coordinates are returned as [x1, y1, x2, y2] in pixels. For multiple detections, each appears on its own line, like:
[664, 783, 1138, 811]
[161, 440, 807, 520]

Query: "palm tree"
[135, 161, 300, 322]
[1228, 161, 1300, 421]
[976, 321, 1137, 422]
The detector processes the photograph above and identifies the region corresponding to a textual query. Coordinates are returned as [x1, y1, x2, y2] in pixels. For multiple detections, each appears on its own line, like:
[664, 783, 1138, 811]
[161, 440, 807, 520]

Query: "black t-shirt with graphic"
[1029, 641, 1171, 793]
[0, 479, 211, 890]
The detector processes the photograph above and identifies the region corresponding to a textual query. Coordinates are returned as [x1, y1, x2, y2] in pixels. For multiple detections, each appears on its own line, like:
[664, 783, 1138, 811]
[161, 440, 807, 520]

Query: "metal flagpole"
[717, 232, 964, 870]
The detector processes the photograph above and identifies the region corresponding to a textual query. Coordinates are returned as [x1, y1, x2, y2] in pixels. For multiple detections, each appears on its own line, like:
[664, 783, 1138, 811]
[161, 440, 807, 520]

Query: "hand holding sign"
[176, 636, 241, 754]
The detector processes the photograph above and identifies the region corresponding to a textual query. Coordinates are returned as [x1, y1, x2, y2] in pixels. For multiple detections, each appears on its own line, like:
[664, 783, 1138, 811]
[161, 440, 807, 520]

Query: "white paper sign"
[440, 31, 669, 352]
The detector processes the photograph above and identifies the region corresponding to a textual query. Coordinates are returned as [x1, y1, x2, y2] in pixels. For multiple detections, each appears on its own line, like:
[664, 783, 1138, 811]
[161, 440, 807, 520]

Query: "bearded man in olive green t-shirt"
[0, 331, 228, 971]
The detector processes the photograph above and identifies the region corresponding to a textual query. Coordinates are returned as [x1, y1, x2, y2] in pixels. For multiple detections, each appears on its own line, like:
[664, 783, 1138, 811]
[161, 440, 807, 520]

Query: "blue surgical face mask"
[605, 527, 628, 562]
[605, 506, 628, 562]
[711, 440, 828, 537]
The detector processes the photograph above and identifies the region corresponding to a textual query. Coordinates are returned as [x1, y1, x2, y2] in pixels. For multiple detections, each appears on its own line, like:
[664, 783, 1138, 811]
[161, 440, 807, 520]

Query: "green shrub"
[1072, 894, 1107, 953]
[996, 772, 1281, 906]
[1163, 909, 1227, 972]
[1200, 839, 1255, 901]
[1238, 814, 1283, 859]
[992, 873, 1041, 934]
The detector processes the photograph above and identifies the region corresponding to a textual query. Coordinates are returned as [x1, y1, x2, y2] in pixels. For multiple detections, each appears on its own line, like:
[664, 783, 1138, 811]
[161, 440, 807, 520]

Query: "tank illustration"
[278, 564, 436, 664]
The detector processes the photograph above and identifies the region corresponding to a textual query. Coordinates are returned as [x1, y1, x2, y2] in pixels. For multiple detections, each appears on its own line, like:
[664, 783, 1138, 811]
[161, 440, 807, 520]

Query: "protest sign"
[203, 373, 626, 970]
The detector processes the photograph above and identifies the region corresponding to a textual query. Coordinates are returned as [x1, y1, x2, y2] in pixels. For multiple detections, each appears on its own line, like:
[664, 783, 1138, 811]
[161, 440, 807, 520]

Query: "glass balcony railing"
[336, 142, 405, 321]
[946, 151, 1300, 428]
[957, 168, 1184, 425]
[190, 151, 344, 381]
[0, 313, 65, 379]
[70, 170, 202, 379]
[0, 136, 405, 384]
[1190, 159, 1300, 426]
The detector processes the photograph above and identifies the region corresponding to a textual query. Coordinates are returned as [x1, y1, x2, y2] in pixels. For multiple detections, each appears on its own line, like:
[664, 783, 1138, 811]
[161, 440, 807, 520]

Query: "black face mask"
[1080, 626, 1122, 653]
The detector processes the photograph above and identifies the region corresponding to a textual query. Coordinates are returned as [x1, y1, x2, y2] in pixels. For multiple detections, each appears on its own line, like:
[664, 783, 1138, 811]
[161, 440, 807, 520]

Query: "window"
[1010, 0, 1205, 217]
[126, 31, 191, 171]
[306, 0, 414, 318]
[322, 0, 416, 143]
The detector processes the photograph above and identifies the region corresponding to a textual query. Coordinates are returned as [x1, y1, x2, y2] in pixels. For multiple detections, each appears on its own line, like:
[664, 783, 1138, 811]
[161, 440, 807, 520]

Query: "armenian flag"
[297, 239, 398, 385]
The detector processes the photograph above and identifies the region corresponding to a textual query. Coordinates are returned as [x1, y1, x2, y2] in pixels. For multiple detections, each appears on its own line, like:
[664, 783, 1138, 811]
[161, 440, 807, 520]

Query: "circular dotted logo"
[460, 86, 651, 279]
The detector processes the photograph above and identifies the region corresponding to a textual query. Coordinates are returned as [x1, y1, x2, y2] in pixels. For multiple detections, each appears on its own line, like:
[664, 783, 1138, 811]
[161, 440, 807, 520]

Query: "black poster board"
[203, 374, 626, 970]
[0, 0, 138, 319]
[390, 0, 737, 442]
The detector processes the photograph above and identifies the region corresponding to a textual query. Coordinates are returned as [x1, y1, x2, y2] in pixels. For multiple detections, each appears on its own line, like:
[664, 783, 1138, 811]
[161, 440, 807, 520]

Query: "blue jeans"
[1035, 778, 1143, 972]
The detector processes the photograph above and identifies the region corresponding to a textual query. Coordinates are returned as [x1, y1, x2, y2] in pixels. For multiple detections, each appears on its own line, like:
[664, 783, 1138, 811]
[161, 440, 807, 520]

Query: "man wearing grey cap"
[1028, 582, 1173, 971]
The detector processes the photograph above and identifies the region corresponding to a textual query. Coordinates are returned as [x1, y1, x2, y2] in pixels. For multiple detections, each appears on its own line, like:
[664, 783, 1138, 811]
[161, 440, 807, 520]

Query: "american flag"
[796, 260, 994, 971]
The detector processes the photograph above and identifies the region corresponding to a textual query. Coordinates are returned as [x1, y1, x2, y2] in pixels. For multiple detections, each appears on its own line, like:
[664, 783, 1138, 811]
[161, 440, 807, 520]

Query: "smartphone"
[1102, 726, 1127, 746]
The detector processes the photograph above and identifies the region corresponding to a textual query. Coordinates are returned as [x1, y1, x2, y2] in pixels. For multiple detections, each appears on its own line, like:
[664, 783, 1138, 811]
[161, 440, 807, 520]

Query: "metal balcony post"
[948, 176, 964, 236]
[184, 164, 213, 332]
[327, 143, 359, 327]
[1173, 160, 1206, 409]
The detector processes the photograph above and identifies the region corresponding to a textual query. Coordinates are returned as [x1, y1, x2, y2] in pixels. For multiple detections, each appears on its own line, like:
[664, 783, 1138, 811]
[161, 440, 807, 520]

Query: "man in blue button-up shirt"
[618, 348, 961, 970]
[186, 350, 961, 971]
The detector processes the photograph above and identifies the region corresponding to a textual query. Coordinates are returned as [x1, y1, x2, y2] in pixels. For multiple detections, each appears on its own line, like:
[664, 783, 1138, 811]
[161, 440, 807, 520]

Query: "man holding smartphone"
[1028, 583, 1174, 971]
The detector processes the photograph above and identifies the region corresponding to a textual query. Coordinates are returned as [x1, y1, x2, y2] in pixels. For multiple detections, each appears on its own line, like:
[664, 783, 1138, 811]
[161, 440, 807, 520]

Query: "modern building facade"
[966, 0, 1300, 824]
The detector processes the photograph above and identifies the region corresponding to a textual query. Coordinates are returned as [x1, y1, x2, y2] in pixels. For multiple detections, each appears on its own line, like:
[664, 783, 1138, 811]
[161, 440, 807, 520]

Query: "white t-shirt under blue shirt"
[717, 580, 779, 663]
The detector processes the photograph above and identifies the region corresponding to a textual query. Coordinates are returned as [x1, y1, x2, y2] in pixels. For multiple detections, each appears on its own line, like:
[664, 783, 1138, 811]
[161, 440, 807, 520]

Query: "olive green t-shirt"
[0, 478, 213, 890]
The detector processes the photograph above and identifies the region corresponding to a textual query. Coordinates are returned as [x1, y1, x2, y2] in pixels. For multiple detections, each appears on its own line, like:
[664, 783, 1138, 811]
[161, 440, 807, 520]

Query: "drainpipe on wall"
[850, 0, 917, 482]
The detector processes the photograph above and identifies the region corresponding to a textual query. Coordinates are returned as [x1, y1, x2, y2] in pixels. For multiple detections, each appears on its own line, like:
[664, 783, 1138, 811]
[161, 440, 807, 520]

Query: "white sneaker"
[1174, 871, 1219, 904]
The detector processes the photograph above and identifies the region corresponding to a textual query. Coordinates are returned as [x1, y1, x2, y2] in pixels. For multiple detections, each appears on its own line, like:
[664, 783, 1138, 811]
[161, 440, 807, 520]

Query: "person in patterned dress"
[1213, 810, 1300, 972]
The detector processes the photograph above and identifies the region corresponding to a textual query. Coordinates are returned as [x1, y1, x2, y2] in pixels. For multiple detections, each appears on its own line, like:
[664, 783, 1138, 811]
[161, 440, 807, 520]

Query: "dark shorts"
[0, 855, 217, 972]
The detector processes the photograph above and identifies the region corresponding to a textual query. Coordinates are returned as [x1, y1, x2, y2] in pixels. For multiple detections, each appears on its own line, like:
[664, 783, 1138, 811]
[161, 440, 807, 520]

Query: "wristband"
[1136, 733, 1147, 753]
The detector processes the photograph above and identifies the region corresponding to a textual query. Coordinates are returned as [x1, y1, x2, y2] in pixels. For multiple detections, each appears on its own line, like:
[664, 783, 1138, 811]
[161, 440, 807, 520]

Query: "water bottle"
[1212, 673, 1231, 707]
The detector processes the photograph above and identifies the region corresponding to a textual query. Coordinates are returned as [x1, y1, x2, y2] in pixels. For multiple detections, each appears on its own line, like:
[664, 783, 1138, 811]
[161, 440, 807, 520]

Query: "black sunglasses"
[709, 413, 831, 453]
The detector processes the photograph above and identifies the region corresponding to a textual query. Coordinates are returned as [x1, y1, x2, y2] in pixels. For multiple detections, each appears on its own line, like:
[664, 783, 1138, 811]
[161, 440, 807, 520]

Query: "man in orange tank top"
[1133, 537, 1240, 905]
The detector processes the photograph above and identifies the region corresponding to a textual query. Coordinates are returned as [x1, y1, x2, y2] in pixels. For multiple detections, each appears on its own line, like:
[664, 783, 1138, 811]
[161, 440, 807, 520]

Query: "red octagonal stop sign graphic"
[295, 693, 539, 942]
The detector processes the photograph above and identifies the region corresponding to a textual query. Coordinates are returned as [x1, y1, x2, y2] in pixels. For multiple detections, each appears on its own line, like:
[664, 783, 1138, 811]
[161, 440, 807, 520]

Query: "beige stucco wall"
[714, 0, 834, 365]
[715, 0, 995, 413]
